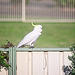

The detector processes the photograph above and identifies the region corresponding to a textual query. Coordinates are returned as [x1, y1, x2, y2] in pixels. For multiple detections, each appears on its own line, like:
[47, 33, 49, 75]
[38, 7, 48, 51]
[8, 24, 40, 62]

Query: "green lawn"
[0, 22, 75, 48]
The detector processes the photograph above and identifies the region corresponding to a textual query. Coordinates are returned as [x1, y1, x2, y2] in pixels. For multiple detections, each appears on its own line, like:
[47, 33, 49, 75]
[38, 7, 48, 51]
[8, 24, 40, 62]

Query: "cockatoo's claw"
[29, 46, 34, 49]
[29, 45, 37, 49]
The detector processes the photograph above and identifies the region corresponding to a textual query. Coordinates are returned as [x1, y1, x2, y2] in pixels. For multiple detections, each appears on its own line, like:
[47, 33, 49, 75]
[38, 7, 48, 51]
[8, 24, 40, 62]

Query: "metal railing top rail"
[16, 48, 70, 52]
[0, 48, 9, 51]
[0, 47, 70, 52]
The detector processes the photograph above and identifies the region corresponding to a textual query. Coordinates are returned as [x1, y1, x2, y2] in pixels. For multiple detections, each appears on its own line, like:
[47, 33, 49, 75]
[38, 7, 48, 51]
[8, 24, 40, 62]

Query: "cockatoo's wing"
[17, 31, 41, 48]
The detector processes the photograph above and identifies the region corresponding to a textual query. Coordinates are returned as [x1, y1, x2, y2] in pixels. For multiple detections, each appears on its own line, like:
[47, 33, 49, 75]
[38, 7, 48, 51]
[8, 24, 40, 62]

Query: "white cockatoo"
[17, 23, 42, 48]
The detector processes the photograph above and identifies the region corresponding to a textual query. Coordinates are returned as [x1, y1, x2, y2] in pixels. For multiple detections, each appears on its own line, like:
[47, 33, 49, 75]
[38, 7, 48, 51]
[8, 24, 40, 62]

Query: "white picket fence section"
[0, 0, 75, 22]
[0, 51, 71, 75]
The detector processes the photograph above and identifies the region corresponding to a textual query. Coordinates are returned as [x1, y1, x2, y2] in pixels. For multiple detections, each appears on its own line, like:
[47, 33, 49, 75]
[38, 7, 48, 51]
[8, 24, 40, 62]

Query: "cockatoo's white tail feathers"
[17, 41, 24, 48]
[17, 44, 22, 48]
[17, 44, 24, 48]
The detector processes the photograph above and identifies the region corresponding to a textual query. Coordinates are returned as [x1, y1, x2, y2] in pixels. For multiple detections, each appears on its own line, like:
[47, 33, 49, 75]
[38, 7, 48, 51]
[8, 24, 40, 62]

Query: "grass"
[0, 22, 75, 48]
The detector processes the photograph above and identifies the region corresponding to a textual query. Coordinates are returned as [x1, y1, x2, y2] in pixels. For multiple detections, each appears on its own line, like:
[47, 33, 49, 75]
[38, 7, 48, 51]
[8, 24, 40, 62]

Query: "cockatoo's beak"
[31, 22, 38, 27]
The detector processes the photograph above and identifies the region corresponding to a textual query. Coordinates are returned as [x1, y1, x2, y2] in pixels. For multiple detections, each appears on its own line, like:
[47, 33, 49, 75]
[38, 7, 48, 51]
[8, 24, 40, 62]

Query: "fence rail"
[0, 47, 71, 75]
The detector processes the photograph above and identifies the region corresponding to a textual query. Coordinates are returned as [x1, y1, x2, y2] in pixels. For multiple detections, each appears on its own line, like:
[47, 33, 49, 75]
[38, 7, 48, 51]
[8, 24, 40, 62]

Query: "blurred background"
[0, 0, 75, 21]
[0, 0, 75, 47]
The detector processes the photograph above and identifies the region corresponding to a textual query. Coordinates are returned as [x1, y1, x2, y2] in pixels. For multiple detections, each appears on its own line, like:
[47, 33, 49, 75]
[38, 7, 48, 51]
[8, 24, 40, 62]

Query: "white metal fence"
[17, 51, 71, 75]
[0, 0, 75, 22]
[0, 48, 72, 75]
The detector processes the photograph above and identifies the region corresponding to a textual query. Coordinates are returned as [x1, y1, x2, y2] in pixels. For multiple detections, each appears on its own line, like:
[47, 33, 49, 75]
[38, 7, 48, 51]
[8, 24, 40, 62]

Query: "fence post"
[9, 47, 16, 75]
[12, 47, 16, 75]
[22, 0, 25, 22]
[9, 47, 13, 75]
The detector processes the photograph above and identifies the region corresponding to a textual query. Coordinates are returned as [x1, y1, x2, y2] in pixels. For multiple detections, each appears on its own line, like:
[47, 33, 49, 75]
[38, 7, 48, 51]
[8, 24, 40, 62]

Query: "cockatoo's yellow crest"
[31, 22, 38, 27]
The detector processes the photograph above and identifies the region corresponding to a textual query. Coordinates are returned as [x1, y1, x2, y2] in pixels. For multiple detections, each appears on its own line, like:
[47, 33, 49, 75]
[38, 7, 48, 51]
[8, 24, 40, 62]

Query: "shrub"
[63, 43, 75, 75]
[0, 41, 14, 71]
[0, 51, 9, 71]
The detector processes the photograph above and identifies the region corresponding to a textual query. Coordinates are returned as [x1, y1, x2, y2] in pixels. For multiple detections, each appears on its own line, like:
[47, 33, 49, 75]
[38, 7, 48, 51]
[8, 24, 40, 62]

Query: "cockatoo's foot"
[29, 46, 34, 49]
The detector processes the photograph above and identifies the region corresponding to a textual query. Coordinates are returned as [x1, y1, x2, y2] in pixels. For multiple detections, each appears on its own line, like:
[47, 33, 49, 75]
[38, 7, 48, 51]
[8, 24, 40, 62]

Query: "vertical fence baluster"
[9, 47, 13, 75]
[12, 47, 16, 75]
[22, 0, 25, 22]
[28, 51, 32, 75]
[43, 51, 48, 75]
[59, 51, 64, 75]
[9, 47, 16, 75]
